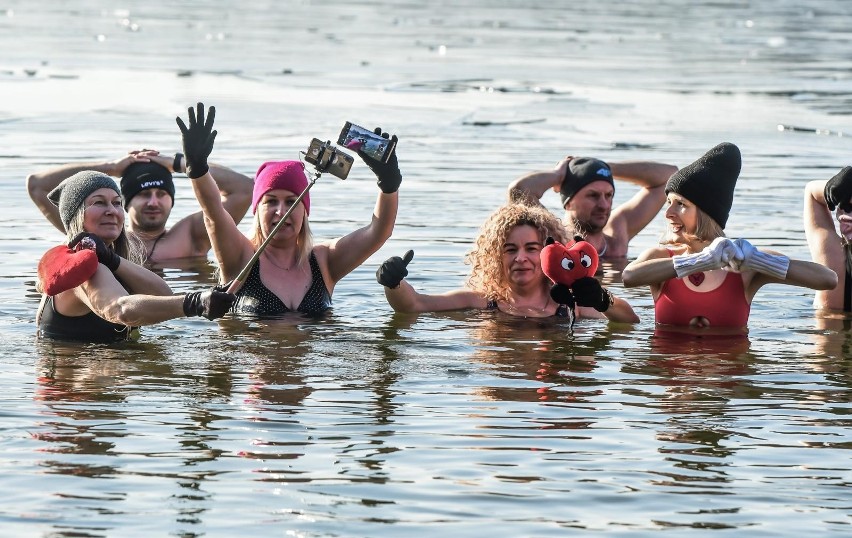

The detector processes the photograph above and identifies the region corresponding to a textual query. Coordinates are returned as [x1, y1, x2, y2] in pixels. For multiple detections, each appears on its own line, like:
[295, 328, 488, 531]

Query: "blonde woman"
[622, 142, 836, 330]
[35, 171, 235, 342]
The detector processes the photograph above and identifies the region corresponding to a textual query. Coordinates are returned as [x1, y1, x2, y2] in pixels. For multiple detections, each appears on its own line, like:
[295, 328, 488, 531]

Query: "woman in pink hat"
[177, 103, 401, 316]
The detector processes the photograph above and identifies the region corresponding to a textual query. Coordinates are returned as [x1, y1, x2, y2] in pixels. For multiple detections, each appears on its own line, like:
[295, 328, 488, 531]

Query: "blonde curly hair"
[465, 203, 571, 302]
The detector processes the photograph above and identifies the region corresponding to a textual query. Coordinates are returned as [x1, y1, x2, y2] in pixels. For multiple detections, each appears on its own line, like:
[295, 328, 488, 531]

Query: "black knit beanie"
[559, 157, 614, 207]
[48, 171, 121, 231]
[665, 142, 741, 229]
[120, 161, 175, 208]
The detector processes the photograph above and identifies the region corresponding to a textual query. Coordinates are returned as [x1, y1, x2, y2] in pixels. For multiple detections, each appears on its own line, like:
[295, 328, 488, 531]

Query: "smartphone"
[304, 138, 353, 180]
[337, 122, 396, 163]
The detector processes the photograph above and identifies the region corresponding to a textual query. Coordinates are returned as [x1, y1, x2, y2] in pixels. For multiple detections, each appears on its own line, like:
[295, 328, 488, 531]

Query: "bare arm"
[577, 295, 640, 323]
[188, 171, 255, 282]
[622, 247, 676, 288]
[606, 160, 677, 240]
[746, 251, 837, 296]
[384, 280, 487, 313]
[75, 266, 186, 326]
[803, 179, 845, 309]
[507, 157, 570, 206]
[804, 180, 842, 268]
[26, 152, 151, 233]
[111, 257, 173, 296]
[147, 152, 254, 249]
[324, 191, 398, 285]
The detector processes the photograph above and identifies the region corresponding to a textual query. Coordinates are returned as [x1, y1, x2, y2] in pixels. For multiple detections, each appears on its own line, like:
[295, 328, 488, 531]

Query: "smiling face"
[257, 188, 305, 242]
[83, 188, 125, 243]
[664, 192, 699, 240]
[501, 224, 546, 289]
[564, 180, 614, 234]
[125, 188, 173, 233]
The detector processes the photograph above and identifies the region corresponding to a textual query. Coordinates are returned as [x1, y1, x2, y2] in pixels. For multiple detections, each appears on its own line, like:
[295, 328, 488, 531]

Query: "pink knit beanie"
[251, 161, 309, 215]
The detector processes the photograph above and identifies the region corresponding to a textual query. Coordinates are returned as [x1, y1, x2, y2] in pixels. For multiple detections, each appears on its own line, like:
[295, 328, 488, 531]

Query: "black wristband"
[173, 153, 184, 174]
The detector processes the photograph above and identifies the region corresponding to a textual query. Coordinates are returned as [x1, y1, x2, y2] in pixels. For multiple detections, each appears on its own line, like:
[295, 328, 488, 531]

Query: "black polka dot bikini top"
[233, 251, 332, 317]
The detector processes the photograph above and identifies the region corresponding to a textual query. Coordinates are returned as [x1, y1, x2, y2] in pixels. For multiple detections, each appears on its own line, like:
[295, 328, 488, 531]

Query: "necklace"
[145, 231, 167, 260]
[263, 251, 300, 271]
[598, 237, 608, 257]
[506, 295, 552, 317]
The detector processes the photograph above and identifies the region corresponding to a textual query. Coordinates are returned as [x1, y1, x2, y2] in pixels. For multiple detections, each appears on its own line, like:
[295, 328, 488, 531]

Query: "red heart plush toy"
[38, 244, 99, 296]
[540, 235, 599, 287]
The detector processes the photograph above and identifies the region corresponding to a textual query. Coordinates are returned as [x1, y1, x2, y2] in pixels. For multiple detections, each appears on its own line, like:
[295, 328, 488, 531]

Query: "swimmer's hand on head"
[377, 250, 414, 289]
[176, 102, 217, 179]
[355, 127, 402, 194]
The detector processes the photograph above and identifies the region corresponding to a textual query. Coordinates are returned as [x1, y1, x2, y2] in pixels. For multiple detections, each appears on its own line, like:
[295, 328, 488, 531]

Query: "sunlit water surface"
[0, 1, 850, 535]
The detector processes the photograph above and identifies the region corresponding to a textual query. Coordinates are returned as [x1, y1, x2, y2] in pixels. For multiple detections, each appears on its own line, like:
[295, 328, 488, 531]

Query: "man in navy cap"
[27, 149, 252, 264]
[509, 155, 677, 260]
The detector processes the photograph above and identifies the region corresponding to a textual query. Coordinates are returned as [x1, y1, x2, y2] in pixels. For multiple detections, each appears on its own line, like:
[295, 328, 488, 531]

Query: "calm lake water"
[1, 1, 850, 536]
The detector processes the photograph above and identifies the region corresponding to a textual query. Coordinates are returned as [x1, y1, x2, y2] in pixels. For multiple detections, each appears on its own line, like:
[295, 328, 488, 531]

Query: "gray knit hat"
[48, 171, 121, 231]
[665, 142, 741, 229]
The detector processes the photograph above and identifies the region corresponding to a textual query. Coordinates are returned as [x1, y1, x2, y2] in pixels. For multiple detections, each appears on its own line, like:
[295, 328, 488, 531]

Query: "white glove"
[731, 238, 789, 279]
[672, 237, 739, 278]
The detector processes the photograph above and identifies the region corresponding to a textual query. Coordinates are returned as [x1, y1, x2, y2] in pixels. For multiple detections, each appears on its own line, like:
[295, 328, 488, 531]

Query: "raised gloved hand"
[376, 250, 414, 289]
[732, 238, 789, 280]
[357, 128, 402, 193]
[571, 276, 614, 312]
[176, 102, 217, 179]
[182, 286, 236, 320]
[672, 237, 739, 278]
[68, 232, 120, 272]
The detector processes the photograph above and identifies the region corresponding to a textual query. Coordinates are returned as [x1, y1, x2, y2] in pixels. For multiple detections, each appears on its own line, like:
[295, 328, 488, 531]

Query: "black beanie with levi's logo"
[120, 162, 175, 207]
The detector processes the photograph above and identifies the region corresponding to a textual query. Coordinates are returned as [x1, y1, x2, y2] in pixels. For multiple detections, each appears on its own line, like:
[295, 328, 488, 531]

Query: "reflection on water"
[2, 0, 852, 535]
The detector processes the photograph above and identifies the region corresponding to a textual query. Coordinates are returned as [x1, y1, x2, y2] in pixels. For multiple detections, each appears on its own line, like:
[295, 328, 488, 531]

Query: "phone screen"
[337, 122, 395, 163]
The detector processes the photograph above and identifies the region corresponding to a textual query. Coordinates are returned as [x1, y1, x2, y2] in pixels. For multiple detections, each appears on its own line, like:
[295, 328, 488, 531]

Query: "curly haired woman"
[376, 202, 638, 322]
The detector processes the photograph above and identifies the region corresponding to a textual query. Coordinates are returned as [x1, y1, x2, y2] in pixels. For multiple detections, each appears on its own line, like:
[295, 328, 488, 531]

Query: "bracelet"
[173, 153, 184, 174]
[602, 288, 615, 312]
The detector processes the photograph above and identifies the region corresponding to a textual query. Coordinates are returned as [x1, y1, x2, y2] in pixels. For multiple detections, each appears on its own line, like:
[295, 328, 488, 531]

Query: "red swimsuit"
[654, 252, 750, 328]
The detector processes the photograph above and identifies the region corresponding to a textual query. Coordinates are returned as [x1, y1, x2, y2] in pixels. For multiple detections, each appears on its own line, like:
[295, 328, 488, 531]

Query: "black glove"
[357, 128, 402, 193]
[68, 232, 120, 272]
[376, 250, 414, 288]
[823, 166, 852, 212]
[571, 277, 614, 312]
[549, 283, 575, 310]
[176, 102, 217, 179]
[182, 286, 236, 320]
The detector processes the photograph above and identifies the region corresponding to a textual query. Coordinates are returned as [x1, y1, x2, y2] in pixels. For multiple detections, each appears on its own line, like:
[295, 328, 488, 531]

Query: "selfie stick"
[226, 169, 321, 295]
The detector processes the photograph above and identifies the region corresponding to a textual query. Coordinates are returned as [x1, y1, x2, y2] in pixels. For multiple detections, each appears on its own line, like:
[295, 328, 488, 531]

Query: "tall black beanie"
[665, 142, 741, 229]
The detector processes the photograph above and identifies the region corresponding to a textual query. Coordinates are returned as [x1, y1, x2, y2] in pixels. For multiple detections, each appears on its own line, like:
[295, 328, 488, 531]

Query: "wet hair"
[249, 211, 314, 268]
[66, 201, 145, 265]
[660, 204, 725, 250]
[465, 203, 571, 303]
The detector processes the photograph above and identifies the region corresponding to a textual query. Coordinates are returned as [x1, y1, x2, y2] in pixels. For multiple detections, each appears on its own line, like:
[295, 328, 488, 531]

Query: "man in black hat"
[508, 156, 677, 260]
[27, 149, 252, 264]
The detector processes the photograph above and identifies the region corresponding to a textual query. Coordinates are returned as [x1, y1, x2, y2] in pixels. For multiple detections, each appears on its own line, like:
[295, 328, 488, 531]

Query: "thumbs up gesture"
[376, 250, 414, 289]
